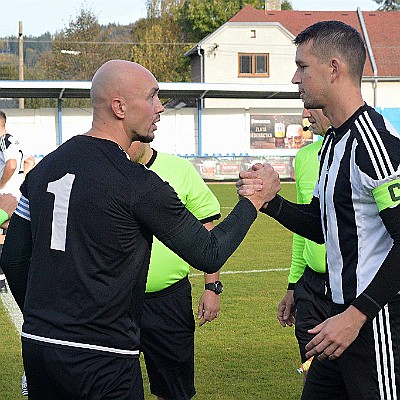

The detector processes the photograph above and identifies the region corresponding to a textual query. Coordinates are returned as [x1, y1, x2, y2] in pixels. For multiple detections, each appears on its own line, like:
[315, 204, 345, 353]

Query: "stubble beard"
[133, 131, 155, 144]
[303, 97, 323, 111]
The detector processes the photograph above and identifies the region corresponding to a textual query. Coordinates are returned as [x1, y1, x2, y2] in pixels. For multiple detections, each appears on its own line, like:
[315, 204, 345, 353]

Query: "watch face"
[206, 281, 223, 294]
[214, 281, 223, 294]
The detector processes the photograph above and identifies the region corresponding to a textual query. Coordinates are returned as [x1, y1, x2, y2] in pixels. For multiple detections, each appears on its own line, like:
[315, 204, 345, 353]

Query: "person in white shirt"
[0, 110, 35, 200]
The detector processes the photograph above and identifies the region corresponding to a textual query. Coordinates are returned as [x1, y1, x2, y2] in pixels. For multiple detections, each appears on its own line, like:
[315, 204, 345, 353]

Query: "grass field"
[0, 182, 303, 399]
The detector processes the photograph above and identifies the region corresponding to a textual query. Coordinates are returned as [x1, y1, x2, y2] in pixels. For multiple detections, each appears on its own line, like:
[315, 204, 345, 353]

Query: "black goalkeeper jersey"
[6, 135, 257, 356]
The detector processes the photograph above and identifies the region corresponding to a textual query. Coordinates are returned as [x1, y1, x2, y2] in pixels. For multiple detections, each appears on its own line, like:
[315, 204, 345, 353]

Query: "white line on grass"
[0, 282, 23, 333]
[189, 267, 289, 277]
[1, 268, 289, 332]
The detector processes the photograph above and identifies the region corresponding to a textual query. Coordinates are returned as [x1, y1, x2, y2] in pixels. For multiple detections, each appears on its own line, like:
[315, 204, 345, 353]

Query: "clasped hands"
[236, 162, 280, 210]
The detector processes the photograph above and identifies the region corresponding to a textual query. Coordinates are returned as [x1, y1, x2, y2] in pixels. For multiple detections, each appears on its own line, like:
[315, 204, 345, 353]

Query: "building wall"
[202, 24, 296, 85]
[5, 108, 92, 162]
[362, 81, 400, 108]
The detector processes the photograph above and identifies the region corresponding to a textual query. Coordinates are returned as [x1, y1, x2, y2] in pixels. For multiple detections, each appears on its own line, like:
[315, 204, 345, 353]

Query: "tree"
[0, 53, 18, 80]
[35, 7, 134, 106]
[131, 1, 192, 82]
[178, 0, 265, 42]
[373, 0, 400, 10]
[40, 8, 112, 81]
[38, 7, 133, 81]
[281, 1, 293, 10]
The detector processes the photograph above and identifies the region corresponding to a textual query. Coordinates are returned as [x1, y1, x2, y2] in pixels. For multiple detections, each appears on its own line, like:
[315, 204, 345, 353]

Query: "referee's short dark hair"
[294, 20, 366, 85]
[0, 110, 6, 123]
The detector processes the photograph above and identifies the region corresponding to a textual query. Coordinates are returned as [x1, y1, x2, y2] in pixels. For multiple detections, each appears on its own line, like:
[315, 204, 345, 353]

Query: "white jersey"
[0, 133, 24, 199]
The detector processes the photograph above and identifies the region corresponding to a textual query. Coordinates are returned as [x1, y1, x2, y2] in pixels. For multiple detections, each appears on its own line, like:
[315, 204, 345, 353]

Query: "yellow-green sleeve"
[288, 141, 326, 287]
[0, 209, 9, 225]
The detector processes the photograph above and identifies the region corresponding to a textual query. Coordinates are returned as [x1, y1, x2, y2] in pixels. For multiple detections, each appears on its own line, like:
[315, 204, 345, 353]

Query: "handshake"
[236, 163, 281, 211]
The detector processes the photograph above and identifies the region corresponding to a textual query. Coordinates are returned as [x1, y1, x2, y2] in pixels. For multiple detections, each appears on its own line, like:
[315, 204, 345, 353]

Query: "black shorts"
[140, 276, 195, 400]
[302, 296, 400, 400]
[294, 266, 331, 362]
[22, 340, 143, 400]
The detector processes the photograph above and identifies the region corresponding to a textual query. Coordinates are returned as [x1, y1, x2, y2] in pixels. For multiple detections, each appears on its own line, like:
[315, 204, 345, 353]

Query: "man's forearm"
[261, 195, 325, 244]
[202, 222, 220, 283]
[0, 160, 17, 188]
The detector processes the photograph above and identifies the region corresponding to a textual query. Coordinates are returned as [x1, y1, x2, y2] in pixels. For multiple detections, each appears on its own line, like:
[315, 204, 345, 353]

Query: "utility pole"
[18, 21, 24, 109]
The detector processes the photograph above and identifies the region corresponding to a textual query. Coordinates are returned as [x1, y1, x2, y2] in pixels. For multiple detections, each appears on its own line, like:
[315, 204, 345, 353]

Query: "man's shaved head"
[87, 60, 164, 149]
[91, 60, 155, 109]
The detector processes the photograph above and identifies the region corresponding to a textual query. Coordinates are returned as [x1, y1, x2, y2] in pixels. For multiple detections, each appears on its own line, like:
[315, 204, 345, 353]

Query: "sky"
[1, 0, 379, 38]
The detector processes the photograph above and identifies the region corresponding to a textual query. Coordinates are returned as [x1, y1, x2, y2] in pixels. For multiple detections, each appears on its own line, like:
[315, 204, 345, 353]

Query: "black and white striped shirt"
[316, 104, 400, 306]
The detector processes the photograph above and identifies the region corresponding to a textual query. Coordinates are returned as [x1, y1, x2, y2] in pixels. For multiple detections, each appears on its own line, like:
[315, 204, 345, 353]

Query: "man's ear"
[111, 98, 125, 119]
[330, 58, 340, 83]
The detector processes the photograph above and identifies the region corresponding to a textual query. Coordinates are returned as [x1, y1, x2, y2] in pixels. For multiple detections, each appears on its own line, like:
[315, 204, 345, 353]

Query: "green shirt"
[146, 151, 221, 292]
[0, 208, 8, 225]
[288, 140, 326, 285]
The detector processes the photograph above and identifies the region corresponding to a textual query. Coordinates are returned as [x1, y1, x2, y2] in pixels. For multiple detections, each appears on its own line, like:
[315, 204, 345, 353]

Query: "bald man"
[1, 60, 280, 399]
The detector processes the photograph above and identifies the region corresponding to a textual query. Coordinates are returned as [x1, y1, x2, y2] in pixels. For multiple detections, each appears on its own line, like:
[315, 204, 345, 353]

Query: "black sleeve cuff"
[287, 282, 296, 290]
[351, 293, 381, 321]
[260, 195, 283, 217]
[200, 213, 221, 224]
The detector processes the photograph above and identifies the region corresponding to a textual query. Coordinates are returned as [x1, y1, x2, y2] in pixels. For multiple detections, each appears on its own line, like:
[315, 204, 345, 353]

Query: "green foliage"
[373, 0, 400, 10]
[131, 3, 192, 82]
[39, 8, 115, 81]
[281, 0, 293, 10]
[27, 8, 134, 107]
[130, 1, 192, 82]
[0, 53, 18, 80]
[0, 32, 52, 71]
[1, 182, 303, 399]
[178, 0, 264, 42]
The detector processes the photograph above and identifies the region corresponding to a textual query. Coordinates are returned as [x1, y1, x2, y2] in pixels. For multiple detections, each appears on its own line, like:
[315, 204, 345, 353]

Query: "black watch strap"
[205, 281, 223, 295]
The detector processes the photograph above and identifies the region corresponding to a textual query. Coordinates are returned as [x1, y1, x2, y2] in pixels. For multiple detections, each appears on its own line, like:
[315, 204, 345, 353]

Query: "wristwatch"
[205, 281, 223, 295]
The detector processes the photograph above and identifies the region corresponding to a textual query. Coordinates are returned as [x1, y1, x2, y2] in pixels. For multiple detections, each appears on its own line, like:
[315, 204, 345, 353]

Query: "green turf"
[0, 182, 303, 399]
[0, 302, 24, 399]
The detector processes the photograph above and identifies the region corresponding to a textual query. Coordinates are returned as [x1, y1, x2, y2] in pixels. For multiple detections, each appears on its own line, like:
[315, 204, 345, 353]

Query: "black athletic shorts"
[294, 266, 331, 362]
[22, 339, 143, 399]
[302, 295, 400, 399]
[140, 276, 196, 400]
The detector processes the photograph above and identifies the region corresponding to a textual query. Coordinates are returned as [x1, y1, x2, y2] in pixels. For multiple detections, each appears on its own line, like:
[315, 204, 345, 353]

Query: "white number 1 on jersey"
[47, 173, 75, 251]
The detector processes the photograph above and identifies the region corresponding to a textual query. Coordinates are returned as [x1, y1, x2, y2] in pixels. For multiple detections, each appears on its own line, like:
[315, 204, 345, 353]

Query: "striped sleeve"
[15, 195, 31, 221]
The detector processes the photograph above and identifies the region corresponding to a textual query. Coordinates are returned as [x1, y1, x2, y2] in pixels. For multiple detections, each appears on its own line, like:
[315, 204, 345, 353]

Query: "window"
[238, 53, 269, 77]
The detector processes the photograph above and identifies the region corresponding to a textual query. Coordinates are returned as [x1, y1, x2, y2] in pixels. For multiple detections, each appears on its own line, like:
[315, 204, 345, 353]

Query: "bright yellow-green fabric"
[372, 179, 400, 212]
[146, 152, 220, 292]
[289, 141, 326, 284]
[0, 208, 8, 225]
